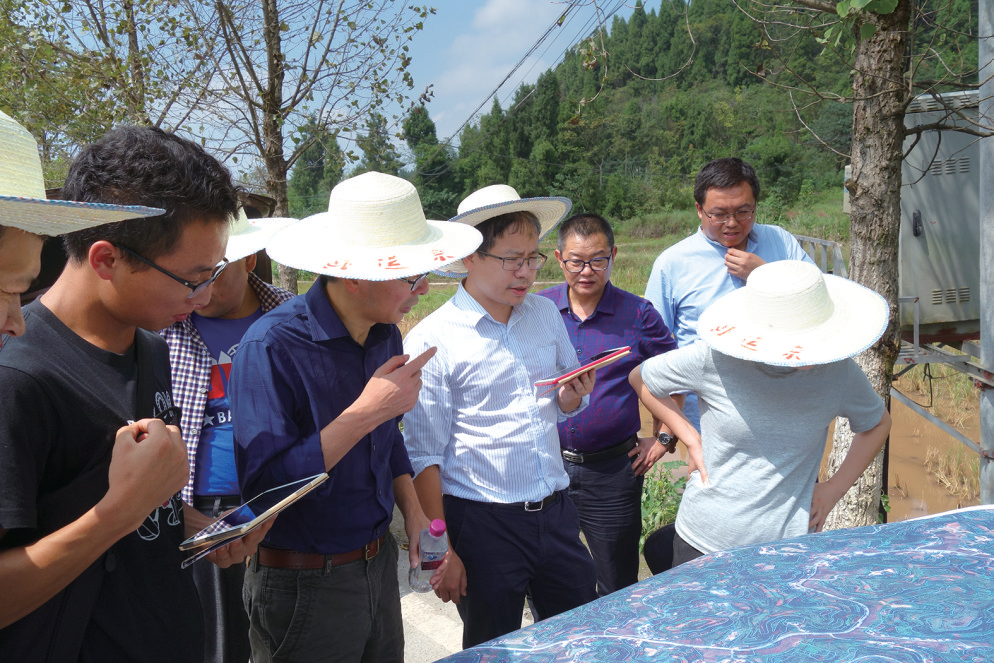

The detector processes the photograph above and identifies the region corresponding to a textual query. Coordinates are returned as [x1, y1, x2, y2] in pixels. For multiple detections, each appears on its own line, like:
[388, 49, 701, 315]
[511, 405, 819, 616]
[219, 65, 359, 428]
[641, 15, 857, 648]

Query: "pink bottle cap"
[429, 519, 446, 537]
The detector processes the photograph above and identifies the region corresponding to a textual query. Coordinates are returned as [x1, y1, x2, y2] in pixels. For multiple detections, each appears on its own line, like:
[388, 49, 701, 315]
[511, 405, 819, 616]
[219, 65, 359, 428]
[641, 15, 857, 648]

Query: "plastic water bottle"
[409, 519, 447, 592]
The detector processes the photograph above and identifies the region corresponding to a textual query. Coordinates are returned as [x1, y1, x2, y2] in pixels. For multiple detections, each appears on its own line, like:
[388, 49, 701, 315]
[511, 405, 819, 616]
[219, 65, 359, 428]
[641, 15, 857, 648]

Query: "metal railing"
[792, 234, 848, 278]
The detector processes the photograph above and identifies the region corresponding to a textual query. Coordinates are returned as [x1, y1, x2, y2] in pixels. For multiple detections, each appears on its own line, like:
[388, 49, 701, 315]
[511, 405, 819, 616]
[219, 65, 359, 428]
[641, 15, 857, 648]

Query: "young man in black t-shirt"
[0, 126, 268, 661]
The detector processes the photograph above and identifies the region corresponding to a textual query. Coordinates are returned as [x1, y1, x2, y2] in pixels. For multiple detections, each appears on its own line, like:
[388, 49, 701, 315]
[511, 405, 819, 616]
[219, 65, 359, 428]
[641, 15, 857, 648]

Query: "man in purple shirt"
[538, 213, 677, 595]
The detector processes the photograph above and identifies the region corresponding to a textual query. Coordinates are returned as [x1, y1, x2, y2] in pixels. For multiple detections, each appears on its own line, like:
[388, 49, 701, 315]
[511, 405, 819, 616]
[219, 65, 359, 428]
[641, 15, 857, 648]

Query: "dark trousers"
[643, 522, 677, 574]
[243, 533, 403, 663]
[192, 496, 252, 663]
[672, 529, 706, 568]
[443, 492, 597, 649]
[564, 452, 644, 596]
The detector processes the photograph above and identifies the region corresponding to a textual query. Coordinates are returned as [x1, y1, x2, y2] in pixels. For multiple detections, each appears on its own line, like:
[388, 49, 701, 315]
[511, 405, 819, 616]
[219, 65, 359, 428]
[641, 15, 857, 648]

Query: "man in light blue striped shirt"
[403, 188, 598, 649]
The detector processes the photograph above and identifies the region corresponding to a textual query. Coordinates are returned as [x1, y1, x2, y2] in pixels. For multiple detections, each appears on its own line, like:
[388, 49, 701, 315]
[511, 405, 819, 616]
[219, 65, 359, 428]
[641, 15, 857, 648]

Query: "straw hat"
[0, 110, 162, 236]
[266, 171, 482, 280]
[224, 209, 298, 262]
[434, 184, 572, 277]
[698, 260, 889, 367]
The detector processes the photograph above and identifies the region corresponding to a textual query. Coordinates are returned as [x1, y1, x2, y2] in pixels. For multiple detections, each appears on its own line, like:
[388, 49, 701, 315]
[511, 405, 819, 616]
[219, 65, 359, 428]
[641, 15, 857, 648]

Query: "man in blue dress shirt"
[644, 157, 815, 432]
[538, 212, 677, 596]
[403, 185, 599, 649]
[228, 173, 482, 663]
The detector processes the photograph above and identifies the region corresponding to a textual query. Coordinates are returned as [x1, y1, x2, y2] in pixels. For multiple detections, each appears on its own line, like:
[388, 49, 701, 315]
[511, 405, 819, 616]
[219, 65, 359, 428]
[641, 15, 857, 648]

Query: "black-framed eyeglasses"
[700, 208, 756, 225]
[398, 273, 428, 292]
[478, 250, 548, 271]
[560, 256, 611, 273]
[114, 244, 229, 299]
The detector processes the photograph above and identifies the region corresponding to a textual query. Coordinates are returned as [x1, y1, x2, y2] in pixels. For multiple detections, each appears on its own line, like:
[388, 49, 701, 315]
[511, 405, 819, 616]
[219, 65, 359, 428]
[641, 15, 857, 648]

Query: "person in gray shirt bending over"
[630, 260, 892, 567]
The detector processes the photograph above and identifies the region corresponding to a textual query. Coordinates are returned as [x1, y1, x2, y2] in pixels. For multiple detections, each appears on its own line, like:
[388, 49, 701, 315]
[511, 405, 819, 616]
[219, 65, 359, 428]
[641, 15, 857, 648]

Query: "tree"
[190, 0, 432, 293]
[4, 0, 432, 294]
[354, 112, 403, 176]
[0, 0, 220, 161]
[736, 0, 988, 529]
[287, 118, 344, 218]
[403, 105, 459, 219]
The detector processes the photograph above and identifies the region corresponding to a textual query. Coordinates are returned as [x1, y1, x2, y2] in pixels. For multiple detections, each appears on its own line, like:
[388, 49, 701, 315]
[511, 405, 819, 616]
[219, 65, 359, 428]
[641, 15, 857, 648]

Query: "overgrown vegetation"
[640, 460, 687, 551]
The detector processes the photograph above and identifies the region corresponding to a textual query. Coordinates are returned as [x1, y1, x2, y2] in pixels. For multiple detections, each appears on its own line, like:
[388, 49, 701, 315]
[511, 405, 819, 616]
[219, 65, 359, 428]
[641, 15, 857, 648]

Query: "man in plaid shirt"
[160, 212, 294, 663]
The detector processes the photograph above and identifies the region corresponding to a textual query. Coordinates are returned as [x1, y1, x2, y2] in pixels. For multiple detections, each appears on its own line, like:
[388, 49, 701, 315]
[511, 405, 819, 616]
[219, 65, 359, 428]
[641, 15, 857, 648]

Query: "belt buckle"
[523, 499, 544, 512]
[562, 450, 583, 464]
[364, 539, 377, 561]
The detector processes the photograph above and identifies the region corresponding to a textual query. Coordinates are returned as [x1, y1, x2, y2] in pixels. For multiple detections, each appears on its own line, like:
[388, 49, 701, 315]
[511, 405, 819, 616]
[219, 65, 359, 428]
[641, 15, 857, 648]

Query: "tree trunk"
[260, 0, 296, 294]
[824, 3, 910, 530]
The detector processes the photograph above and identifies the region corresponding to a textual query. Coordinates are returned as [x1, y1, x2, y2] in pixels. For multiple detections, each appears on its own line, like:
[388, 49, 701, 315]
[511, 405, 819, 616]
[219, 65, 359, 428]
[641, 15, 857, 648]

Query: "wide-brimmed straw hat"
[698, 260, 888, 367]
[0, 111, 162, 236]
[434, 184, 572, 277]
[266, 171, 482, 280]
[224, 209, 298, 262]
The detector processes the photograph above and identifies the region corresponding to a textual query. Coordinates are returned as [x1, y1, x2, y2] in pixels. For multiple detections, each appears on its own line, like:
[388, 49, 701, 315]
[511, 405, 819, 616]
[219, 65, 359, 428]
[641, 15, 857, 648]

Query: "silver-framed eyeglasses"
[561, 256, 611, 273]
[700, 208, 756, 225]
[398, 273, 428, 292]
[114, 243, 229, 299]
[478, 250, 548, 271]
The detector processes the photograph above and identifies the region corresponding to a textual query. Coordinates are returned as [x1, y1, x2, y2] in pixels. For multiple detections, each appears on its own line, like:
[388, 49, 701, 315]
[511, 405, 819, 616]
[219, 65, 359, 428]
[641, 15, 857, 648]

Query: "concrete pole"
[979, 0, 993, 505]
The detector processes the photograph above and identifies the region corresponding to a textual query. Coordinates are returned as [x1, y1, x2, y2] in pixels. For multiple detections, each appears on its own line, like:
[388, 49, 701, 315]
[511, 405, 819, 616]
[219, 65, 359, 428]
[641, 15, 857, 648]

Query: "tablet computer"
[535, 346, 631, 394]
[179, 472, 328, 565]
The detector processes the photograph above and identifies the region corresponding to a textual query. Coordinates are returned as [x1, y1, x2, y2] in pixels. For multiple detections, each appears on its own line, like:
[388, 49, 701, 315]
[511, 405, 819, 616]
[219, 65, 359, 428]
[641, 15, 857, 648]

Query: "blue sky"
[401, 1, 635, 144]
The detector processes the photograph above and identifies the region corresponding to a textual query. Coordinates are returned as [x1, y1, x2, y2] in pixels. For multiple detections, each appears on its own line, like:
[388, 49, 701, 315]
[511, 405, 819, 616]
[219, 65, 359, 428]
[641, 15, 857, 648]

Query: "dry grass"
[895, 361, 978, 429]
[890, 472, 910, 499]
[924, 445, 981, 503]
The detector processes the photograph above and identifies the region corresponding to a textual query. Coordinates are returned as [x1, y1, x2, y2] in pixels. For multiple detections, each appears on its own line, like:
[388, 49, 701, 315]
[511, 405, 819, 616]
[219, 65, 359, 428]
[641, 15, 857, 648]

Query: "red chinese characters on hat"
[783, 345, 804, 361]
[740, 336, 762, 352]
[432, 249, 454, 262]
[377, 256, 406, 270]
[323, 259, 352, 271]
[710, 324, 736, 337]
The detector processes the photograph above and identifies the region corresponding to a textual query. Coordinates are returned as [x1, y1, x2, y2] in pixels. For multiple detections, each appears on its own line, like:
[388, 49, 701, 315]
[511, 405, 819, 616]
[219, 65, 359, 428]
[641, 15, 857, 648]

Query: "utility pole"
[979, 0, 992, 504]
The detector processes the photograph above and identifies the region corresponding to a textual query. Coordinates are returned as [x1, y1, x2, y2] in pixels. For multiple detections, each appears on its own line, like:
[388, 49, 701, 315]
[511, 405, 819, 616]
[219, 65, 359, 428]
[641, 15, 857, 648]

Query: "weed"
[890, 472, 909, 499]
[640, 459, 687, 552]
[924, 445, 980, 503]
[878, 493, 891, 524]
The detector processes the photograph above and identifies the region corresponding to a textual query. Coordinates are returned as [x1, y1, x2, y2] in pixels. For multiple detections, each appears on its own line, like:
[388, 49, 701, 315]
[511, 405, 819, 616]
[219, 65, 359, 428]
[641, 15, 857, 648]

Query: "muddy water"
[881, 398, 979, 521]
[638, 395, 980, 522]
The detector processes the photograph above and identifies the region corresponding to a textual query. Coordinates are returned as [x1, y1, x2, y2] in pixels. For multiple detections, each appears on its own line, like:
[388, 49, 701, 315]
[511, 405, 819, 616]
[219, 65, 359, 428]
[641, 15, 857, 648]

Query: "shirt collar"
[304, 276, 392, 347]
[304, 276, 351, 342]
[247, 271, 291, 312]
[452, 282, 490, 325]
[553, 280, 617, 320]
[451, 281, 530, 328]
[697, 226, 759, 253]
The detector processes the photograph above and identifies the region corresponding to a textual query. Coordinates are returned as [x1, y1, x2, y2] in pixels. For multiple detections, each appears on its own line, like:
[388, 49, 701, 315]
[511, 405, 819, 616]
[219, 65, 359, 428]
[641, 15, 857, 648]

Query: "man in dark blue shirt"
[229, 172, 482, 663]
[538, 213, 677, 595]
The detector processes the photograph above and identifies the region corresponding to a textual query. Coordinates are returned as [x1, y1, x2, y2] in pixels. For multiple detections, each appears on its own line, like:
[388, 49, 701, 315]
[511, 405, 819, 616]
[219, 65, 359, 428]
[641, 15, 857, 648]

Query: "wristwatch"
[655, 431, 678, 454]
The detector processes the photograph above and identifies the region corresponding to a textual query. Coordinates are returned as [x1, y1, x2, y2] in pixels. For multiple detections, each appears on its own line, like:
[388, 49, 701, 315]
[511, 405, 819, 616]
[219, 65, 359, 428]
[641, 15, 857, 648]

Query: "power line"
[415, 0, 629, 186]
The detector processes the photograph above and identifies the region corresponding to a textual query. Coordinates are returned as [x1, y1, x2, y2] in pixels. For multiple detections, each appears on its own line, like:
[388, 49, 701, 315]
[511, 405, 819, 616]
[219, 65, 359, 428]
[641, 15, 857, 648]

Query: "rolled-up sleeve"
[402, 330, 453, 477]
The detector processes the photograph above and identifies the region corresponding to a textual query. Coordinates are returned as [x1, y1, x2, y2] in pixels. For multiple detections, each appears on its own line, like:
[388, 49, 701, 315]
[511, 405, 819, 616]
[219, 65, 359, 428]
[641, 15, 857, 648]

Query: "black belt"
[506, 491, 561, 512]
[561, 434, 638, 464]
[193, 494, 242, 514]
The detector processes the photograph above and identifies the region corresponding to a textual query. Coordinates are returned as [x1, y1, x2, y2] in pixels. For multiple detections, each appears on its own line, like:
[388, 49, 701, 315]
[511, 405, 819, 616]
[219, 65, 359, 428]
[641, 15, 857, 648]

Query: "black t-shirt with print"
[0, 301, 202, 662]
